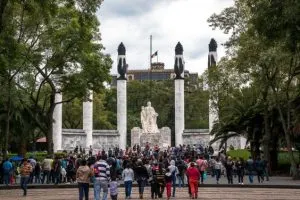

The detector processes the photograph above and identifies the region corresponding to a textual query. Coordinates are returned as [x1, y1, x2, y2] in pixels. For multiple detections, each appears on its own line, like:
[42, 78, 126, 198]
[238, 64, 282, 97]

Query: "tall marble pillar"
[83, 91, 93, 150]
[174, 42, 185, 146]
[208, 38, 219, 146]
[117, 43, 127, 150]
[53, 91, 62, 152]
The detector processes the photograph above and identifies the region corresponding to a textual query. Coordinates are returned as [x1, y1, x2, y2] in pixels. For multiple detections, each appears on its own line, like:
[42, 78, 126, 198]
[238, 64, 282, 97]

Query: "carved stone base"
[131, 127, 171, 149]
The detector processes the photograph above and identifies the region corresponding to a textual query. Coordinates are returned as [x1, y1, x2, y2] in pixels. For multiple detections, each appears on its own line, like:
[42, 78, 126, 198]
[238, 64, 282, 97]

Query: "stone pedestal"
[131, 127, 171, 149]
[53, 92, 62, 152]
[83, 91, 93, 150]
[175, 79, 184, 146]
[117, 80, 127, 150]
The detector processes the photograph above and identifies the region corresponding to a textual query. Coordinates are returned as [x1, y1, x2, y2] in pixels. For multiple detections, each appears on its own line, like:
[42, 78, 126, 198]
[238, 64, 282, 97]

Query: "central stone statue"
[141, 101, 159, 133]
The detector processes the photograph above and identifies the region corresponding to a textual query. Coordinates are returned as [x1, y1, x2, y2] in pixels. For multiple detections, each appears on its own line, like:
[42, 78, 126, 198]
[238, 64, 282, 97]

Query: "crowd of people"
[0, 143, 270, 199]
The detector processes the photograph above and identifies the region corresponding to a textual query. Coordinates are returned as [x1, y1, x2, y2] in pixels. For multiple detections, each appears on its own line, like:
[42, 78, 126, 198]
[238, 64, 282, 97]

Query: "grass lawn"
[227, 149, 300, 165]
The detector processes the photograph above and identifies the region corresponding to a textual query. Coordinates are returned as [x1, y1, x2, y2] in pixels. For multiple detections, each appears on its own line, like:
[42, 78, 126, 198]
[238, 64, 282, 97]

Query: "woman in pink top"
[186, 162, 200, 199]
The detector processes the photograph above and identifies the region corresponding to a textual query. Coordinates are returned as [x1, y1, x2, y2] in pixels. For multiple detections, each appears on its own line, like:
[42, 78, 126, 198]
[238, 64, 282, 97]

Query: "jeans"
[78, 182, 89, 200]
[172, 175, 176, 197]
[248, 171, 254, 183]
[200, 171, 205, 183]
[177, 175, 184, 188]
[21, 176, 30, 195]
[3, 172, 10, 185]
[124, 180, 132, 197]
[137, 179, 145, 194]
[42, 170, 50, 184]
[94, 179, 108, 200]
[35, 173, 41, 183]
[215, 169, 221, 182]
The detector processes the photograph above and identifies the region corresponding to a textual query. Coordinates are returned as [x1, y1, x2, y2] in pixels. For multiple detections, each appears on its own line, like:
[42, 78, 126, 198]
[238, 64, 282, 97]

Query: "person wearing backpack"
[176, 157, 187, 188]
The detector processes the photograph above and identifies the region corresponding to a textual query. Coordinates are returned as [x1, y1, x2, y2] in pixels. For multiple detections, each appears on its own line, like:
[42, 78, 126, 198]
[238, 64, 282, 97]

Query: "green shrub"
[227, 149, 251, 160]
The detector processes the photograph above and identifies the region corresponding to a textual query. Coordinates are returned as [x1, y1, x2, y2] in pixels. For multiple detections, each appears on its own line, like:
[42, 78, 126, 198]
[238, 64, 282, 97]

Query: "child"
[110, 176, 118, 200]
[164, 168, 172, 200]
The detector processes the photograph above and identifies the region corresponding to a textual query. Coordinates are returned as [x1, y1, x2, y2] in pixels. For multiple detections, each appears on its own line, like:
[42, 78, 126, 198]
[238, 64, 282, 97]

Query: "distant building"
[111, 62, 198, 87]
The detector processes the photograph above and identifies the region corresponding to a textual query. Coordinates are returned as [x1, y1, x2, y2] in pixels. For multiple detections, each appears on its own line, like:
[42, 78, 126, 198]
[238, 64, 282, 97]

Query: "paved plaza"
[1, 187, 300, 200]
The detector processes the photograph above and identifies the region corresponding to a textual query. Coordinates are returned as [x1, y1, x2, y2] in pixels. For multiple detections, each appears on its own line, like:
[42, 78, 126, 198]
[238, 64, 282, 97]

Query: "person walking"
[122, 163, 134, 199]
[176, 157, 187, 188]
[93, 155, 110, 200]
[76, 159, 93, 200]
[134, 159, 149, 199]
[20, 159, 33, 196]
[196, 155, 208, 184]
[110, 176, 118, 200]
[164, 168, 172, 200]
[214, 157, 223, 184]
[186, 162, 200, 199]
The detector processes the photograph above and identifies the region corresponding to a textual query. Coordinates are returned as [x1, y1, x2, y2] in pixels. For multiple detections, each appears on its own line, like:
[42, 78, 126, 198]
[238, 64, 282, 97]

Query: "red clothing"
[186, 166, 200, 181]
[189, 179, 198, 198]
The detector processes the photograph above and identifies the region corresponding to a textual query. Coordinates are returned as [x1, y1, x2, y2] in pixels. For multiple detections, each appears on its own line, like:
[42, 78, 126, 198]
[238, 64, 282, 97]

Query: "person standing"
[42, 156, 52, 184]
[76, 159, 93, 200]
[246, 156, 254, 183]
[168, 160, 179, 197]
[186, 162, 200, 199]
[134, 160, 149, 199]
[224, 156, 234, 184]
[122, 164, 134, 199]
[254, 157, 265, 183]
[236, 157, 245, 184]
[93, 155, 110, 200]
[2, 158, 13, 185]
[20, 159, 32, 196]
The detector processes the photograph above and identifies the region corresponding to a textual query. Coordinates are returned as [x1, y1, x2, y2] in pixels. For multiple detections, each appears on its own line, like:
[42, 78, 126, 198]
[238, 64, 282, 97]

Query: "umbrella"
[10, 155, 23, 161]
[36, 137, 46, 143]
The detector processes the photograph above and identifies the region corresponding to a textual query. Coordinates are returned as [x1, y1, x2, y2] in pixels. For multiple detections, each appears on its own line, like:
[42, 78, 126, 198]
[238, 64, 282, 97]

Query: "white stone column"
[175, 79, 184, 146]
[117, 80, 127, 150]
[53, 92, 62, 152]
[83, 91, 93, 150]
[209, 99, 219, 133]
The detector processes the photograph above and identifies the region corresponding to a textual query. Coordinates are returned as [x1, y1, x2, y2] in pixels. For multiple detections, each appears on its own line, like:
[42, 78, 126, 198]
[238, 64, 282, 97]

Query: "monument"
[131, 102, 171, 149]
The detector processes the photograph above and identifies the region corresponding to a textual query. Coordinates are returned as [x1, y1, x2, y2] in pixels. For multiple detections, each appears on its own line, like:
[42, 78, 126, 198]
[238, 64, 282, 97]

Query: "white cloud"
[98, 0, 234, 76]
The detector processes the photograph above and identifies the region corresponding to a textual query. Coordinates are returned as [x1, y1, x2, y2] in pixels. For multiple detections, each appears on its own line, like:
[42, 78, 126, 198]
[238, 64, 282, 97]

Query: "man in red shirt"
[186, 162, 200, 199]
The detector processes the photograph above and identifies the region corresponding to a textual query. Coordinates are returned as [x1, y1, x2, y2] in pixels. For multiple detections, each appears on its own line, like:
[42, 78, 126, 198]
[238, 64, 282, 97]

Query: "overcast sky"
[97, 0, 234, 76]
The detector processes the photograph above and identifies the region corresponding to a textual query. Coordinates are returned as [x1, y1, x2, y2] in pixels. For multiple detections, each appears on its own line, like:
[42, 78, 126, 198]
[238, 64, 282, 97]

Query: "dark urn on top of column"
[174, 42, 184, 79]
[208, 38, 217, 68]
[117, 42, 127, 80]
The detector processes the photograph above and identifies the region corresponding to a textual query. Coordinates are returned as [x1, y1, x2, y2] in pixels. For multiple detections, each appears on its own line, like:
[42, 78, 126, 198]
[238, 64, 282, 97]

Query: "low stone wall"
[182, 129, 210, 147]
[62, 129, 119, 152]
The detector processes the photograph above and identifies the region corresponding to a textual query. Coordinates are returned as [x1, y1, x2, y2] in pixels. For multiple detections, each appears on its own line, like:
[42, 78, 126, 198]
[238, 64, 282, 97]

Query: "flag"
[151, 51, 158, 58]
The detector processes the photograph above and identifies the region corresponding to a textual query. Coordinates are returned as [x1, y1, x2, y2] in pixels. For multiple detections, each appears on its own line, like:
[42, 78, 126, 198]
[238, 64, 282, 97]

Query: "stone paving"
[1, 187, 300, 200]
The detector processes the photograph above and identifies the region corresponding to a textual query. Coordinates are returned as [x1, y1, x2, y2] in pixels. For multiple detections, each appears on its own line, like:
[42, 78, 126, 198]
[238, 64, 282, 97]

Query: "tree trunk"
[46, 93, 56, 156]
[18, 139, 27, 157]
[4, 80, 11, 158]
[262, 100, 271, 174]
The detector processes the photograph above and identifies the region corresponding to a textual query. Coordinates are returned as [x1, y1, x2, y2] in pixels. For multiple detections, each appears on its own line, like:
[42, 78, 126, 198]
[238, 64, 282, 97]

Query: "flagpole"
[149, 35, 152, 100]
